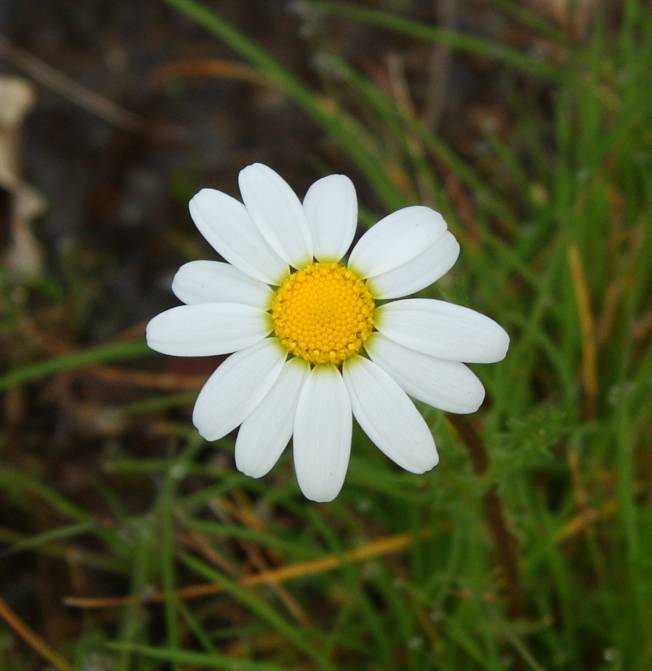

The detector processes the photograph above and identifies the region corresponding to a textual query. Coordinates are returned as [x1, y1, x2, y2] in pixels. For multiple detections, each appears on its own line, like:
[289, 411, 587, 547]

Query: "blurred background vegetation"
[1, 1, 651, 669]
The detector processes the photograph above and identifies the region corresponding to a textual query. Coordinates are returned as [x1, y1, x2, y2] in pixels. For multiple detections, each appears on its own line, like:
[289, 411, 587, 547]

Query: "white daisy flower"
[146, 163, 509, 502]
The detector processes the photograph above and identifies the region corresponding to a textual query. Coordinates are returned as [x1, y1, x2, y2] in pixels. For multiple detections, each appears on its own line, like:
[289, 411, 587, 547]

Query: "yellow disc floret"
[271, 262, 375, 365]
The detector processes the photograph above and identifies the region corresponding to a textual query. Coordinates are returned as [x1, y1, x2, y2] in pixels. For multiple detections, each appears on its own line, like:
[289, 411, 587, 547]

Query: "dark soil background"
[1, 0, 538, 324]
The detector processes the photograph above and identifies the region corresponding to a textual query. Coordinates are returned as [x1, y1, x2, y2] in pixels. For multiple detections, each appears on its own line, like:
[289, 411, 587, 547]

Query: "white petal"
[146, 303, 270, 357]
[303, 174, 357, 262]
[343, 355, 438, 473]
[366, 231, 459, 299]
[365, 333, 485, 413]
[375, 299, 510, 363]
[172, 261, 272, 308]
[348, 206, 447, 279]
[235, 358, 309, 478]
[293, 365, 351, 502]
[189, 188, 287, 284]
[193, 338, 286, 441]
[239, 163, 313, 268]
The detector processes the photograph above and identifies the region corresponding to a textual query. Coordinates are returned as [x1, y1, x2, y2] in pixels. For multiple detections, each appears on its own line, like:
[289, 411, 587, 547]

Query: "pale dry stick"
[422, 0, 456, 129]
[211, 495, 311, 626]
[19, 316, 148, 354]
[113, 319, 151, 341]
[90, 365, 204, 391]
[64, 531, 419, 609]
[65, 548, 91, 602]
[230, 490, 311, 625]
[447, 415, 524, 617]
[149, 57, 266, 89]
[598, 223, 644, 346]
[176, 511, 241, 578]
[385, 51, 437, 206]
[554, 498, 618, 542]
[180, 503, 309, 626]
[179, 529, 240, 576]
[18, 317, 206, 391]
[567, 243, 598, 418]
[225, 490, 269, 535]
[381, 48, 480, 233]
[232, 524, 311, 626]
[0, 598, 74, 671]
[633, 311, 652, 343]
[554, 475, 645, 543]
[64, 487, 628, 613]
[568, 446, 590, 512]
[18, 317, 68, 356]
[386, 51, 417, 118]
[596, 278, 623, 346]
[0, 36, 146, 132]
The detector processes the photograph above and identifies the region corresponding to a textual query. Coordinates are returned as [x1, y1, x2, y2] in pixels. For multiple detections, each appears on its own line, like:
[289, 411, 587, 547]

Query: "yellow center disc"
[271, 262, 375, 365]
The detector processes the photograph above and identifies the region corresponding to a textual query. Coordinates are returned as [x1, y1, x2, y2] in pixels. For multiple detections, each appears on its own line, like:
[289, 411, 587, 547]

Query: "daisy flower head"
[146, 164, 509, 502]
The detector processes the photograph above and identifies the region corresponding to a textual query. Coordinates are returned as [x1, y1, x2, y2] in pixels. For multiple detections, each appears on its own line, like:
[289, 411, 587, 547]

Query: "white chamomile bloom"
[146, 163, 509, 502]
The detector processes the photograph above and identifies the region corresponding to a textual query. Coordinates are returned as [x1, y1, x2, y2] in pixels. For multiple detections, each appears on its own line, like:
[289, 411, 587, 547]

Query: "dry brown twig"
[567, 244, 598, 418]
[61, 480, 627, 614]
[218, 492, 311, 626]
[447, 415, 524, 617]
[423, 0, 456, 129]
[64, 531, 420, 609]
[0, 35, 146, 132]
[0, 597, 74, 671]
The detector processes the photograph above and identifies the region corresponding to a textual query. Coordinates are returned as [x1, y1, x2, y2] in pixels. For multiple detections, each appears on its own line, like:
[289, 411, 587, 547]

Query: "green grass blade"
[162, 0, 408, 209]
[106, 643, 289, 670]
[181, 552, 336, 670]
[0, 340, 149, 392]
[316, 1, 562, 79]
